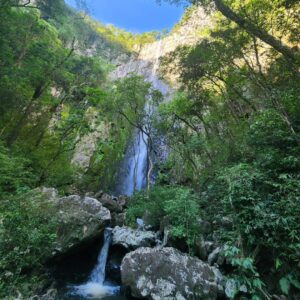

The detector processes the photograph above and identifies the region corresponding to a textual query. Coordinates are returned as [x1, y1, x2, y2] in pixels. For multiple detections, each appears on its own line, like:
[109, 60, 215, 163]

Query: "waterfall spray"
[70, 228, 119, 299]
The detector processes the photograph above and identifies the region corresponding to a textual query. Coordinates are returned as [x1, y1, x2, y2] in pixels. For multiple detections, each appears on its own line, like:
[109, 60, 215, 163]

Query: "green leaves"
[279, 275, 300, 295]
[279, 277, 290, 295]
[224, 245, 266, 297]
[0, 190, 59, 297]
[0, 143, 37, 197]
[127, 186, 201, 251]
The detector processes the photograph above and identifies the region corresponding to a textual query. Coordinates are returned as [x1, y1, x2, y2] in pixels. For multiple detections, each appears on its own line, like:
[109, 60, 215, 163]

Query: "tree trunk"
[213, 0, 299, 65]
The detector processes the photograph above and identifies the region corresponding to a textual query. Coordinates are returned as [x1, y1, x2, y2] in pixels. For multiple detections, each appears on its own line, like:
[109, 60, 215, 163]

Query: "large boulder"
[42, 191, 111, 256]
[121, 247, 224, 300]
[55, 195, 111, 253]
[112, 226, 158, 250]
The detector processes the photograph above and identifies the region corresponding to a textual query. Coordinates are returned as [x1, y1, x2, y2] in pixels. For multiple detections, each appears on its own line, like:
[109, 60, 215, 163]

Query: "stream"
[56, 128, 148, 300]
[56, 46, 171, 299]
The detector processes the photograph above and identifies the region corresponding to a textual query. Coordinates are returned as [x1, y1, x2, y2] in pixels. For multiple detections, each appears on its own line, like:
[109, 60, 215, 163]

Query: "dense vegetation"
[0, 0, 299, 299]
[87, 18, 161, 52]
[128, 0, 300, 298]
[0, 0, 160, 297]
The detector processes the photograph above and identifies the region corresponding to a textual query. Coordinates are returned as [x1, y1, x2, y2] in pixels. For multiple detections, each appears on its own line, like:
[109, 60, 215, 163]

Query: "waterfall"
[70, 228, 118, 299]
[115, 130, 148, 196]
[112, 39, 173, 198]
[90, 228, 112, 284]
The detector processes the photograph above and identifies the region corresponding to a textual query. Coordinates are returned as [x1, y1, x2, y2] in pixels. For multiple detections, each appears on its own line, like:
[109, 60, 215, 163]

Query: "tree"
[104, 74, 163, 191]
[162, 0, 299, 65]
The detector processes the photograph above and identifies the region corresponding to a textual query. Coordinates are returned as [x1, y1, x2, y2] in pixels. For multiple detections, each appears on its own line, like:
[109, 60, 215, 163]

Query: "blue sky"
[66, 0, 185, 33]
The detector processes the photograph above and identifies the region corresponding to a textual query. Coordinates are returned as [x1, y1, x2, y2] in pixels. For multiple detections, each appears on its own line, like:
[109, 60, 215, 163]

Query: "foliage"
[107, 74, 163, 129]
[163, 187, 200, 248]
[224, 245, 265, 299]
[0, 143, 37, 197]
[157, 0, 300, 297]
[127, 186, 201, 249]
[0, 190, 58, 297]
[87, 17, 160, 52]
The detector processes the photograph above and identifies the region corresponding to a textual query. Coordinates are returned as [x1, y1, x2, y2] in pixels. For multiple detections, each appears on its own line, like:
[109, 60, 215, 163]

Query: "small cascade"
[69, 228, 119, 299]
[90, 228, 112, 284]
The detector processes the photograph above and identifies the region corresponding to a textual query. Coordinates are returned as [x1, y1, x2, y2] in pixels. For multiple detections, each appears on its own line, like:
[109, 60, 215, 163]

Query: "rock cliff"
[72, 5, 213, 176]
[111, 6, 213, 91]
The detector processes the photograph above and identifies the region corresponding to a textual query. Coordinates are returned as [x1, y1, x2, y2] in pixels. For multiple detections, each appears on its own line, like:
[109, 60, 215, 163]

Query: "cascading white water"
[112, 40, 173, 198]
[70, 228, 119, 299]
[115, 130, 149, 196]
[90, 228, 112, 284]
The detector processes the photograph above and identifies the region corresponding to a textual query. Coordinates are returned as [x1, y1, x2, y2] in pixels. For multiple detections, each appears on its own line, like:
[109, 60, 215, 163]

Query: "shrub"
[0, 190, 58, 297]
[0, 143, 36, 198]
[127, 186, 200, 250]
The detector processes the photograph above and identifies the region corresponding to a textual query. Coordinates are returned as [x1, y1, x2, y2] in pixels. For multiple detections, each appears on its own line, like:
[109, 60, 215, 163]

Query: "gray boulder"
[98, 193, 124, 213]
[112, 226, 158, 250]
[121, 247, 224, 300]
[54, 195, 111, 254]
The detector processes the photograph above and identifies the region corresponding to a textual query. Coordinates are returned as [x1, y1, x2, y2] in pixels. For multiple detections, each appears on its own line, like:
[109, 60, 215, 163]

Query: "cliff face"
[72, 6, 213, 173]
[110, 6, 213, 94]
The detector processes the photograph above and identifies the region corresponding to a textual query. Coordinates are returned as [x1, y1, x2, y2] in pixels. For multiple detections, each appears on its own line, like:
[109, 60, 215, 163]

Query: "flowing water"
[115, 130, 148, 196]
[65, 228, 120, 299]
[56, 11, 211, 298]
[59, 34, 174, 300]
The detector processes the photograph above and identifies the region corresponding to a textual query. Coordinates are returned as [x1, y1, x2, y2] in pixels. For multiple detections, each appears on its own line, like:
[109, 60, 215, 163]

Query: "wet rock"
[106, 245, 129, 284]
[121, 247, 224, 300]
[112, 226, 158, 250]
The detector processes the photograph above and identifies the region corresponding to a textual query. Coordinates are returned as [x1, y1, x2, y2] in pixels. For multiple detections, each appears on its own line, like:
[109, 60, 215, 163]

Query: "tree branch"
[213, 0, 299, 65]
